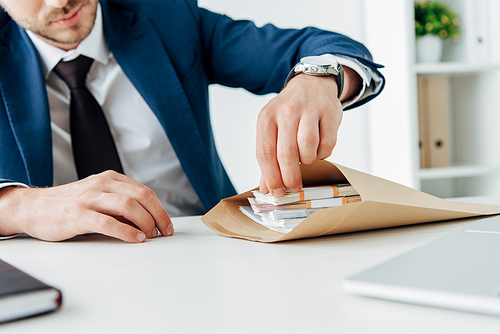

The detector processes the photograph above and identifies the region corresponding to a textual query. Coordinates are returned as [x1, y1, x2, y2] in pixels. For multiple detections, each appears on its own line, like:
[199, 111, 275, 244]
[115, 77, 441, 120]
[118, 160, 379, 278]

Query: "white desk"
[2, 196, 500, 333]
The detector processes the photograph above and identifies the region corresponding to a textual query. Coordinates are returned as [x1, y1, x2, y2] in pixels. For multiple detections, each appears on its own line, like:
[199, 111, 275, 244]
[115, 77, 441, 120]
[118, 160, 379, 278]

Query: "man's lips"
[52, 6, 83, 28]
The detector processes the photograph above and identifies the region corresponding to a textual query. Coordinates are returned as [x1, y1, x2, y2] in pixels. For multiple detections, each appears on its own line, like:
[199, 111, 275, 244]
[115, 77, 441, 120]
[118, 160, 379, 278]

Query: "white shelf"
[418, 165, 500, 180]
[365, 0, 500, 198]
[414, 62, 500, 75]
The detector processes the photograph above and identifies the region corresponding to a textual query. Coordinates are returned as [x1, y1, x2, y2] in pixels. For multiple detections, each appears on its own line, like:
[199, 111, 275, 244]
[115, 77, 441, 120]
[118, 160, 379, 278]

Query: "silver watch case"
[284, 56, 344, 98]
[295, 56, 341, 76]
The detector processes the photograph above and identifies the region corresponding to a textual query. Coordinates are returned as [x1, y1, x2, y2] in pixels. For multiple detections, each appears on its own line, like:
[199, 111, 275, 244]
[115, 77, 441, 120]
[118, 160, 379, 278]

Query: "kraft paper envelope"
[201, 160, 500, 242]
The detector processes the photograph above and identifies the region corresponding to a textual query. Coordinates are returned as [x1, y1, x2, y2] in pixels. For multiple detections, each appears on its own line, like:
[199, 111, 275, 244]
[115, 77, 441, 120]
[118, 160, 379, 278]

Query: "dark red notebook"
[0, 258, 62, 324]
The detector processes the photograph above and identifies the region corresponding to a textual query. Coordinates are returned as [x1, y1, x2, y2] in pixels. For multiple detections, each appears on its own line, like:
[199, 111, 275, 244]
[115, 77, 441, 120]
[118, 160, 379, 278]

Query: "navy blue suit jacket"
[0, 0, 384, 211]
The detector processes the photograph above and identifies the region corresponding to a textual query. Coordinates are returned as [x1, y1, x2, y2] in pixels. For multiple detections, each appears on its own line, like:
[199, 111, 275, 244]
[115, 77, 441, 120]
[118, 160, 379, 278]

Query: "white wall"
[363, 0, 419, 188]
[199, 0, 371, 192]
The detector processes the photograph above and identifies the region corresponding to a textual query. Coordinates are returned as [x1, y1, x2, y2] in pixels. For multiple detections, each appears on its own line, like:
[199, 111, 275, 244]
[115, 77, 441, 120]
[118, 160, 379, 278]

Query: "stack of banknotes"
[244, 184, 361, 233]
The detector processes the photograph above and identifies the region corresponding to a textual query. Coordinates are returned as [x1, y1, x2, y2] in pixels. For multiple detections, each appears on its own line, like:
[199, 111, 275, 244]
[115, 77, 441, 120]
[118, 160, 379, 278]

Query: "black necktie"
[53, 55, 124, 179]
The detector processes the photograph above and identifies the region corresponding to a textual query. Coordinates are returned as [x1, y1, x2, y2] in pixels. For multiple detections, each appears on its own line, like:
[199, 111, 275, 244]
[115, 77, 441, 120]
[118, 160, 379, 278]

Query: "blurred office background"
[199, 0, 500, 199]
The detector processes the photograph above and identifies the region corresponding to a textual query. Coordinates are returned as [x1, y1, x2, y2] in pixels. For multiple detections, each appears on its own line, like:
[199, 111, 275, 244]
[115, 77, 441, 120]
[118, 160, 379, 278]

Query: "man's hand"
[256, 66, 361, 197]
[0, 171, 173, 243]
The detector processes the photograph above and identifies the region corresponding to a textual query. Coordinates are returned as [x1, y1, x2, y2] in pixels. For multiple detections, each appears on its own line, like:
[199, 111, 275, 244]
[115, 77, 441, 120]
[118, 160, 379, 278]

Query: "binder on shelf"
[488, 0, 500, 63]
[438, 0, 494, 64]
[417, 76, 450, 168]
[466, 0, 490, 64]
[427, 76, 450, 168]
[417, 77, 431, 168]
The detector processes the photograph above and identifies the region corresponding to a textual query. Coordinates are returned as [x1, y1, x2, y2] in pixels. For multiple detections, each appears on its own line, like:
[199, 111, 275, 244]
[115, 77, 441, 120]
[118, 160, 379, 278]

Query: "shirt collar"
[26, 3, 109, 80]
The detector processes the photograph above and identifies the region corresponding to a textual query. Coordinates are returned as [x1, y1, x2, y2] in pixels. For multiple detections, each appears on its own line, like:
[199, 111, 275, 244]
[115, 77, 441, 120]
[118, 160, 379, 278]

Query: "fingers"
[276, 112, 302, 192]
[256, 110, 286, 196]
[317, 115, 339, 160]
[257, 106, 303, 195]
[297, 115, 320, 165]
[90, 192, 158, 239]
[85, 213, 148, 243]
[315, 100, 342, 160]
[259, 175, 269, 194]
[256, 75, 344, 197]
[81, 171, 173, 238]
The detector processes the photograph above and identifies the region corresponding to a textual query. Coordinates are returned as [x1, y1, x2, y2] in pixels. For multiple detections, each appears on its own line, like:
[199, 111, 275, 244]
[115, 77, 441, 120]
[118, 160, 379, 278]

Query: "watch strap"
[336, 64, 344, 99]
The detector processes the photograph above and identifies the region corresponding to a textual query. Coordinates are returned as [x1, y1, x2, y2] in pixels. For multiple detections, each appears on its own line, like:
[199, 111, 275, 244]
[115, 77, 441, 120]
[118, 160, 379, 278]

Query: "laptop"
[344, 217, 500, 316]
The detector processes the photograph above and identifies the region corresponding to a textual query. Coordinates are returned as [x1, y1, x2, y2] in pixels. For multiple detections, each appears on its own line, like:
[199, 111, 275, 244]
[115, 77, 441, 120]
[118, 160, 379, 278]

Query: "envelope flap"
[282, 201, 497, 240]
[328, 161, 500, 214]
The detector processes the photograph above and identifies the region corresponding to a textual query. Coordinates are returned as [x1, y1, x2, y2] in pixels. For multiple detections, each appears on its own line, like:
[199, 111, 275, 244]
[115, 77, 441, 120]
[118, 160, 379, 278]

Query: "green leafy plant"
[415, 1, 460, 40]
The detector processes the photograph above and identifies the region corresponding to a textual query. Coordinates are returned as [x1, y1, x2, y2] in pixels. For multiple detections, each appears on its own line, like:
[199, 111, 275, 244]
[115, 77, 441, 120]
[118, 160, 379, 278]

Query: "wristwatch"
[284, 56, 344, 98]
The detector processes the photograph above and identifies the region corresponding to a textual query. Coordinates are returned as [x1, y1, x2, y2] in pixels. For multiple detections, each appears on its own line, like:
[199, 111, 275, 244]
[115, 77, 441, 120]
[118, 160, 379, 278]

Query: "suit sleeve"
[192, 4, 385, 108]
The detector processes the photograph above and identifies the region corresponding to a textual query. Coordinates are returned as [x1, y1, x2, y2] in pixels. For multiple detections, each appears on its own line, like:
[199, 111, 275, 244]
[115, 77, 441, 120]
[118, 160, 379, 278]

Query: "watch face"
[300, 56, 338, 67]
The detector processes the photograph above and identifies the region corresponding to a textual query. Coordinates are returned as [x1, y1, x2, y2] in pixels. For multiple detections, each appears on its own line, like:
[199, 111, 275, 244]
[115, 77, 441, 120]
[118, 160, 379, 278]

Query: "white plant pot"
[416, 35, 443, 63]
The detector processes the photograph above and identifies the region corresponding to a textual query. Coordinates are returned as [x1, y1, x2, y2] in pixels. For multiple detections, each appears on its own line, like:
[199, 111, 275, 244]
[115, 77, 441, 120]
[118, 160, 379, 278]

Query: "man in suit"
[0, 0, 384, 242]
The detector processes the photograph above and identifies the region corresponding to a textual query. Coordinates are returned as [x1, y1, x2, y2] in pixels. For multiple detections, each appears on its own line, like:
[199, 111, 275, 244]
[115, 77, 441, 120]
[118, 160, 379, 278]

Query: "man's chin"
[35, 29, 91, 49]
[35, 2, 97, 49]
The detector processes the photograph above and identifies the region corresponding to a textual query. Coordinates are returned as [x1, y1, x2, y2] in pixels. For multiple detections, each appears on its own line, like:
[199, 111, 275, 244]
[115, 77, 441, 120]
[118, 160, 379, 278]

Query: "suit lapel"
[0, 20, 53, 186]
[101, 5, 218, 208]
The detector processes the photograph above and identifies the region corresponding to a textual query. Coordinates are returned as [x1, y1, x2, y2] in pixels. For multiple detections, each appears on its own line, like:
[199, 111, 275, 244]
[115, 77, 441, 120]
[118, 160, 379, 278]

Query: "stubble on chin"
[6, 0, 98, 46]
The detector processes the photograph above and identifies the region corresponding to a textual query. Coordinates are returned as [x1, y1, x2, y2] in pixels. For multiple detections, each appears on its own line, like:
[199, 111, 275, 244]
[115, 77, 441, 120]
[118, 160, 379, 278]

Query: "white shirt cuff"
[0, 182, 29, 240]
[316, 54, 369, 109]
[0, 182, 29, 190]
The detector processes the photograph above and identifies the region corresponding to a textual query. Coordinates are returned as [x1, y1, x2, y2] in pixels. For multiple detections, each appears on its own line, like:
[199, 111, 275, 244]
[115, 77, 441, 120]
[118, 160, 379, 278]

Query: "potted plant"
[415, 1, 460, 63]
